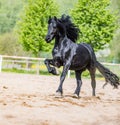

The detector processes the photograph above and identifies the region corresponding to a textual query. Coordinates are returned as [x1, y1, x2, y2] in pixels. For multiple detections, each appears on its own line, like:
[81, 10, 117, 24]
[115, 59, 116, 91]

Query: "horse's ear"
[49, 16, 51, 20]
[54, 16, 57, 21]
[48, 16, 51, 24]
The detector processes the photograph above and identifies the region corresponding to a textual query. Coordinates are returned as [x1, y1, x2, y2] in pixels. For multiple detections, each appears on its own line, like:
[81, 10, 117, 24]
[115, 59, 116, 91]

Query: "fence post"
[36, 61, 40, 75]
[68, 70, 70, 78]
[0, 55, 3, 72]
[26, 59, 30, 71]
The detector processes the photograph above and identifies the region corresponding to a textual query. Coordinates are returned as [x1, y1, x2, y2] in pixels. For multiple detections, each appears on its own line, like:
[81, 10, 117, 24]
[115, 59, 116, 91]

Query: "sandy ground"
[0, 72, 120, 125]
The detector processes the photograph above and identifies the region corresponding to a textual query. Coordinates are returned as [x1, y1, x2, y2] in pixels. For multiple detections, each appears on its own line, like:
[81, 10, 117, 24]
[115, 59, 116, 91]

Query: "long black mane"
[58, 15, 80, 43]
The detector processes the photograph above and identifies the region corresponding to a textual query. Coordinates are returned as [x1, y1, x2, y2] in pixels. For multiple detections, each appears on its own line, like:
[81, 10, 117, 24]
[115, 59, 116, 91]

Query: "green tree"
[71, 0, 117, 51]
[0, 0, 25, 34]
[0, 32, 30, 56]
[110, 0, 120, 62]
[56, 0, 78, 15]
[18, 0, 58, 57]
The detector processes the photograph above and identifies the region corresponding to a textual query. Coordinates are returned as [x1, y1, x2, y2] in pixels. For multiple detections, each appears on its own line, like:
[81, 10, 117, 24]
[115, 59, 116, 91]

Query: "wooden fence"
[0, 55, 120, 77]
[0, 55, 46, 75]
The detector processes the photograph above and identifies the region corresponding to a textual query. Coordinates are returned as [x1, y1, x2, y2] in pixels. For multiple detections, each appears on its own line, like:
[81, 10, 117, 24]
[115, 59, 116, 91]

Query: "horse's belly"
[69, 63, 88, 71]
[69, 56, 90, 70]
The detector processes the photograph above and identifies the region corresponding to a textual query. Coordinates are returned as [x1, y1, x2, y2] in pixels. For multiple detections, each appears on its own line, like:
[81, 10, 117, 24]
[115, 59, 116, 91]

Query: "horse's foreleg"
[44, 59, 57, 75]
[74, 70, 82, 98]
[56, 64, 70, 97]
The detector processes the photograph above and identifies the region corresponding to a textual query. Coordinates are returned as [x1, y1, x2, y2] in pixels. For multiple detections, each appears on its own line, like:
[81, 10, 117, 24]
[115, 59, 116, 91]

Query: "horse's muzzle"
[45, 35, 51, 43]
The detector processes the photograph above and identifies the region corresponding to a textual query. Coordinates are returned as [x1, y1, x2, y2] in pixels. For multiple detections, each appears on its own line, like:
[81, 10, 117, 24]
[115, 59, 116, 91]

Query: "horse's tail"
[95, 61, 120, 88]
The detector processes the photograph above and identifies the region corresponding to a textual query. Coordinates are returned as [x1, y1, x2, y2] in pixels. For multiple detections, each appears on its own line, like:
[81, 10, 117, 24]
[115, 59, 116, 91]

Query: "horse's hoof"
[72, 93, 79, 98]
[55, 92, 63, 98]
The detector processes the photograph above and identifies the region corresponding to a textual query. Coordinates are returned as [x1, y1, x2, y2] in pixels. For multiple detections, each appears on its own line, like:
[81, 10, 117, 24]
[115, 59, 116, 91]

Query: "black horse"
[44, 15, 119, 98]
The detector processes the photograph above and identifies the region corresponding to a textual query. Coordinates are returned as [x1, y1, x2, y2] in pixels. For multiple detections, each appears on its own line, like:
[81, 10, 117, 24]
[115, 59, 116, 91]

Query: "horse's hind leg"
[88, 67, 96, 96]
[74, 70, 82, 98]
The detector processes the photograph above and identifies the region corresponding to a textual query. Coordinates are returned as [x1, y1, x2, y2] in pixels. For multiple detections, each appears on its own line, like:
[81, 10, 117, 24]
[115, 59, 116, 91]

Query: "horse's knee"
[44, 59, 48, 65]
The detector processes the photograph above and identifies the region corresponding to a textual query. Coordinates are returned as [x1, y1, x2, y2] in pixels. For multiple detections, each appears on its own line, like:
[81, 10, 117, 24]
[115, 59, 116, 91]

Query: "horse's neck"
[54, 35, 63, 47]
[52, 35, 65, 54]
[55, 33, 67, 44]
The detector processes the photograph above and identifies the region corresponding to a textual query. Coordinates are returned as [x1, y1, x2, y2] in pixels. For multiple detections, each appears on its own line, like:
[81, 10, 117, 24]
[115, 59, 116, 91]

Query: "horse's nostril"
[45, 35, 51, 42]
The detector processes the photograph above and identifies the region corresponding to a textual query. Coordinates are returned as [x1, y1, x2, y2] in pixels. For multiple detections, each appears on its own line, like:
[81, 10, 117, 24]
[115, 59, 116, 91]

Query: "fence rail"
[0, 55, 45, 75]
[0, 55, 120, 77]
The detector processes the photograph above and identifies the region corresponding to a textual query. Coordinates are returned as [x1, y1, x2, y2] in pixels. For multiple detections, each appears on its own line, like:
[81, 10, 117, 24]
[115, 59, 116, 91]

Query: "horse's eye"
[53, 24, 56, 28]
[53, 26, 56, 28]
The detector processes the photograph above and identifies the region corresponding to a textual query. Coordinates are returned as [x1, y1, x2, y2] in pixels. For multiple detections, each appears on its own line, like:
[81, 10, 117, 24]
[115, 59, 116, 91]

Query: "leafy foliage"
[18, 0, 58, 57]
[0, 32, 29, 56]
[56, 0, 78, 15]
[71, 0, 117, 51]
[110, 0, 120, 62]
[0, 0, 24, 34]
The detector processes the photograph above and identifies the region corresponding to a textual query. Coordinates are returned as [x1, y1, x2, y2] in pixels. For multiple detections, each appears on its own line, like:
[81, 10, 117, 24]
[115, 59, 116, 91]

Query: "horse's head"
[45, 16, 58, 43]
[45, 15, 80, 43]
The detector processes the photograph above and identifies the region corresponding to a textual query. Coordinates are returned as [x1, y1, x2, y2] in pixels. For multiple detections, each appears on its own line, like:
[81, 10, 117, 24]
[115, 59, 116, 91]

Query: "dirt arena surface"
[0, 72, 120, 125]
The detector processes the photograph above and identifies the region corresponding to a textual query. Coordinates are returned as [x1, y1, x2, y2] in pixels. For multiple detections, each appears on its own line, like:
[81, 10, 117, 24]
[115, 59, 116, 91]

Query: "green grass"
[2, 68, 36, 74]
[2, 63, 120, 79]
[2, 68, 54, 76]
